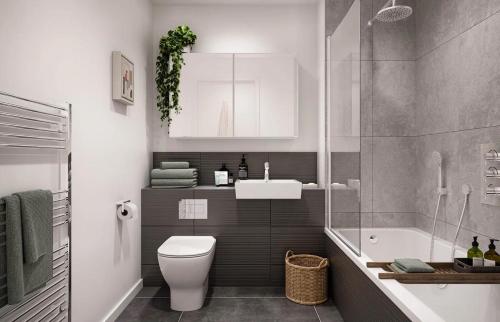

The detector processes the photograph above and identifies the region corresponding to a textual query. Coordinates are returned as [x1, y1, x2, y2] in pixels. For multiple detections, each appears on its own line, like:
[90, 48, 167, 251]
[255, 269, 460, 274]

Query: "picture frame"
[112, 51, 134, 105]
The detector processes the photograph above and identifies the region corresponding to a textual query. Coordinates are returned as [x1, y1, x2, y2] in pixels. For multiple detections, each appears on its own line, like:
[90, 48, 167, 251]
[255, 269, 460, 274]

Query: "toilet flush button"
[194, 199, 207, 219]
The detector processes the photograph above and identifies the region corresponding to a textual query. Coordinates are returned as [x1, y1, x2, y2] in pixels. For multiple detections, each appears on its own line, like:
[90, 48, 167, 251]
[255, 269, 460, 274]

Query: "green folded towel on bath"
[151, 168, 198, 179]
[151, 178, 198, 187]
[160, 161, 190, 169]
[4, 190, 53, 304]
[393, 258, 435, 273]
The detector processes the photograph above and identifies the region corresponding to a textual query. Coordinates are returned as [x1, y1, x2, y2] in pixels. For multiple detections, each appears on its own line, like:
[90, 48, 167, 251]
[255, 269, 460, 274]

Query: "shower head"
[432, 151, 442, 167]
[368, 0, 413, 26]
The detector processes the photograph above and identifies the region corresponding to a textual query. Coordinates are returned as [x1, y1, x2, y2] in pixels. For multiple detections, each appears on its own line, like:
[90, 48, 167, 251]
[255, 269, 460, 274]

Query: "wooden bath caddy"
[366, 262, 500, 284]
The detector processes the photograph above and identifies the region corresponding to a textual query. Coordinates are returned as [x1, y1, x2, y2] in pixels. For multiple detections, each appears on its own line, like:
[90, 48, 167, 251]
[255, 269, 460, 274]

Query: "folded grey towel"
[151, 185, 197, 189]
[394, 258, 435, 273]
[4, 190, 53, 304]
[151, 168, 198, 179]
[160, 161, 189, 169]
[151, 178, 198, 187]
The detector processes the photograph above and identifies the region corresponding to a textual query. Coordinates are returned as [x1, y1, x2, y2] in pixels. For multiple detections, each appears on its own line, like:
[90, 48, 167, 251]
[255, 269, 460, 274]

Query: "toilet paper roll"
[117, 202, 137, 220]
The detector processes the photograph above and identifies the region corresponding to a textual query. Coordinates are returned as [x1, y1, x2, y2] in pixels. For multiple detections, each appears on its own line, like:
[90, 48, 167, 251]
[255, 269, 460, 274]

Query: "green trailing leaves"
[155, 25, 197, 126]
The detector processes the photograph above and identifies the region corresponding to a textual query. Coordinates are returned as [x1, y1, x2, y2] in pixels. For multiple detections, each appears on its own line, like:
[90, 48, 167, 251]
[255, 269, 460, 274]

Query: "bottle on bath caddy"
[483, 239, 500, 266]
[467, 236, 484, 267]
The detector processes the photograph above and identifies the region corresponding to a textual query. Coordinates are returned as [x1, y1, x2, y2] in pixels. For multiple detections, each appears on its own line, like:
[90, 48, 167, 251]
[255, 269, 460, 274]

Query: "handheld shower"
[367, 0, 413, 26]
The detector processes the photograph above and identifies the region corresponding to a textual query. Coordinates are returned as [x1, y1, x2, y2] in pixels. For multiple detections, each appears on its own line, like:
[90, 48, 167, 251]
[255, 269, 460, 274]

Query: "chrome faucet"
[264, 162, 270, 182]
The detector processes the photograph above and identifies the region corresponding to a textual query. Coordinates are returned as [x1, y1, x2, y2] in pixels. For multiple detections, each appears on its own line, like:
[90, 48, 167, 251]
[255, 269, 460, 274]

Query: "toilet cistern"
[264, 162, 270, 182]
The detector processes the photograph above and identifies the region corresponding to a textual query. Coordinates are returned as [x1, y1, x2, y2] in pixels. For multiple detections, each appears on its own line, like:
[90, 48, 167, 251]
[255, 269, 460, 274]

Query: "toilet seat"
[158, 236, 216, 258]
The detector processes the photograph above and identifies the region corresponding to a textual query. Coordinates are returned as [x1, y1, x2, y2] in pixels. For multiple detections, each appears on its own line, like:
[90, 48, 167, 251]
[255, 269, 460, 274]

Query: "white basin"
[235, 179, 302, 199]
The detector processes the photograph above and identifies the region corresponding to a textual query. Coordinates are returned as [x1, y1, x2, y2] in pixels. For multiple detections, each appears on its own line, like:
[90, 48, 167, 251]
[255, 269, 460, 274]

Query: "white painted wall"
[151, 3, 320, 152]
[0, 1, 152, 321]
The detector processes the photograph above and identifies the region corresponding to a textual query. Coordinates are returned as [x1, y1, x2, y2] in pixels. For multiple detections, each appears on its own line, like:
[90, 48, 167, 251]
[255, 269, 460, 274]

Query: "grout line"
[314, 306, 322, 322]
[416, 8, 500, 60]
[362, 123, 500, 139]
[178, 311, 183, 322]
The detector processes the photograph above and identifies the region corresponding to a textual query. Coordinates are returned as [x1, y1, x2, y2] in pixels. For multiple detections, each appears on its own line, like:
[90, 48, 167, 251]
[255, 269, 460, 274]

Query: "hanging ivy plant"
[156, 25, 197, 126]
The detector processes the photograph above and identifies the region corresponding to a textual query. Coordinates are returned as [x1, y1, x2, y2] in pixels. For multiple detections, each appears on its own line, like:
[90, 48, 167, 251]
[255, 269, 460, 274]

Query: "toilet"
[157, 236, 216, 311]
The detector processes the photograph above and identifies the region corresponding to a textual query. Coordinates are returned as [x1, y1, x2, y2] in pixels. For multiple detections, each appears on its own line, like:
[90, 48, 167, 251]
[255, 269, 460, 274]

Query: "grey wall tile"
[270, 265, 285, 286]
[271, 227, 325, 264]
[195, 226, 270, 265]
[372, 61, 416, 136]
[271, 190, 325, 227]
[372, 212, 416, 227]
[142, 189, 194, 226]
[361, 0, 374, 61]
[416, 14, 500, 135]
[331, 212, 372, 228]
[326, 0, 356, 36]
[271, 190, 324, 215]
[142, 264, 166, 287]
[331, 189, 360, 213]
[361, 137, 373, 212]
[331, 152, 360, 184]
[372, 137, 417, 212]
[194, 190, 270, 226]
[268, 152, 317, 183]
[372, 0, 415, 60]
[142, 226, 194, 264]
[415, 127, 500, 242]
[209, 265, 270, 286]
[361, 60, 373, 137]
[416, 0, 500, 57]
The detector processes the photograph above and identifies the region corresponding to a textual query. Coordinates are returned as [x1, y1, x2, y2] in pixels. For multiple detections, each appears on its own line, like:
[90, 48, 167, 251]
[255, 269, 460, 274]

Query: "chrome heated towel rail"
[0, 91, 71, 322]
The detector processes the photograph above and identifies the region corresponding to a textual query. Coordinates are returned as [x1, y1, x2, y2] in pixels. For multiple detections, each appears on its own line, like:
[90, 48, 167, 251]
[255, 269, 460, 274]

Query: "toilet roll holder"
[116, 200, 132, 217]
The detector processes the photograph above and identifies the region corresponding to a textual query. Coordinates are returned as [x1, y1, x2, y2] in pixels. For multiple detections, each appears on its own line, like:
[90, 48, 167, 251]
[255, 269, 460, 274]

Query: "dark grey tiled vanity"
[141, 152, 324, 287]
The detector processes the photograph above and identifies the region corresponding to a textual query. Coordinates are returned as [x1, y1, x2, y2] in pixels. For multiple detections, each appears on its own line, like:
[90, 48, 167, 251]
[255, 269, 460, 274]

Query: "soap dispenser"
[467, 236, 484, 267]
[484, 239, 500, 266]
[238, 154, 248, 180]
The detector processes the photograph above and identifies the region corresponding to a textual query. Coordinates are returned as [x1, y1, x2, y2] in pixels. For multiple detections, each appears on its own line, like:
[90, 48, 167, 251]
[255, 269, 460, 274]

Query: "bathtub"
[325, 227, 500, 322]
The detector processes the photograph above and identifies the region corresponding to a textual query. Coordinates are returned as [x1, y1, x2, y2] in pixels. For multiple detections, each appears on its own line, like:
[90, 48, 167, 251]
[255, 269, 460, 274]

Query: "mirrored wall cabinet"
[169, 53, 299, 139]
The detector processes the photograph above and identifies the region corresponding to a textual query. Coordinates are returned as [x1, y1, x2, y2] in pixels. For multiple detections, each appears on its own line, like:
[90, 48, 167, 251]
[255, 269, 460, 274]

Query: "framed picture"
[112, 51, 134, 105]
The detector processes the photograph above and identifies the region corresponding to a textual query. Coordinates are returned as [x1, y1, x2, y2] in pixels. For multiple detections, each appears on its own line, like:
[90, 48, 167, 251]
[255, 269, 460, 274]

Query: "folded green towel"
[151, 168, 198, 179]
[151, 178, 198, 187]
[4, 190, 53, 304]
[160, 161, 189, 169]
[389, 263, 406, 274]
[394, 258, 435, 273]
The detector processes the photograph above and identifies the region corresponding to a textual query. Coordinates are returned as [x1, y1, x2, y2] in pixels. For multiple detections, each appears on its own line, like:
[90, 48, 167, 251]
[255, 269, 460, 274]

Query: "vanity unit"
[141, 152, 324, 287]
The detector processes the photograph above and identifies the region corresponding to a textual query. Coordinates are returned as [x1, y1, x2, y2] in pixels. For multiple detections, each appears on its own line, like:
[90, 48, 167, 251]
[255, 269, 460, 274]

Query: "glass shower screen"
[326, 0, 362, 255]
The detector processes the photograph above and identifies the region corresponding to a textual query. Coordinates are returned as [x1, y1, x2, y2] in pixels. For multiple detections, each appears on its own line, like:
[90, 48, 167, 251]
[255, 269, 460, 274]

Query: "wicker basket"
[285, 250, 328, 305]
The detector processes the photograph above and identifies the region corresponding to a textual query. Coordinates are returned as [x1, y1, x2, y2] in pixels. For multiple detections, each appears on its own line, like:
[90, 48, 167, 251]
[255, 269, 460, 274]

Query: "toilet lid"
[158, 236, 216, 258]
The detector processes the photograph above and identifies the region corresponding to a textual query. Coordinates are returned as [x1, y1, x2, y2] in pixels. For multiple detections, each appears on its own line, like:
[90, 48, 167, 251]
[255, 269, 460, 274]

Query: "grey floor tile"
[207, 287, 285, 298]
[314, 299, 344, 322]
[116, 298, 181, 322]
[137, 286, 170, 298]
[180, 298, 319, 322]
